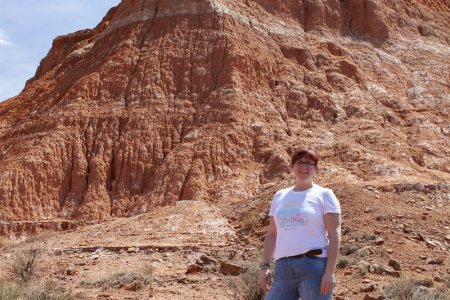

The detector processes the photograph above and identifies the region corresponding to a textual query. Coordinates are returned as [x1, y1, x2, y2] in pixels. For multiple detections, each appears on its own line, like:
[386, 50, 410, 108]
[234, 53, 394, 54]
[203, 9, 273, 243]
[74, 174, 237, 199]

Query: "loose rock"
[186, 264, 203, 274]
[388, 259, 401, 271]
[220, 261, 245, 276]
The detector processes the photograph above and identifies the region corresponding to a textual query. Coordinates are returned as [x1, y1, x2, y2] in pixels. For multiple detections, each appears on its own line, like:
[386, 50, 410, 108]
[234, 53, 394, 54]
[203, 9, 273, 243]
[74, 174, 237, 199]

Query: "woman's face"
[291, 157, 317, 184]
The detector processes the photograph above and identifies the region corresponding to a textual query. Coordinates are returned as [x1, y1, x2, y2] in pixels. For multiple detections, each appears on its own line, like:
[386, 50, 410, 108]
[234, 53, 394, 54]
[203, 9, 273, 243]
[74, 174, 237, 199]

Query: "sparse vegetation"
[336, 256, 350, 269]
[0, 281, 22, 300]
[341, 226, 352, 235]
[23, 231, 54, 245]
[362, 233, 377, 241]
[357, 267, 367, 276]
[81, 272, 150, 290]
[24, 279, 74, 300]
[9, 249, 39, 282]
[227, 262, 264, 300]
[356, 246, 371, 258]
[383, 278, 449, 300]
[340, 242, 360, 256]
[2, 245, 75, 299]
[0, 236, 11, 248]
[140, 262, 156, 275]
[357, 262, 368, 276]
[0, 280, 74, 300]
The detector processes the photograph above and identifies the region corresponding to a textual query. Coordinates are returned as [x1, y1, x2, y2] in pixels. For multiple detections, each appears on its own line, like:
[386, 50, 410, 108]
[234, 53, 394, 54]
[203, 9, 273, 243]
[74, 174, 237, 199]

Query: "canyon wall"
[0, 0, 448, 221]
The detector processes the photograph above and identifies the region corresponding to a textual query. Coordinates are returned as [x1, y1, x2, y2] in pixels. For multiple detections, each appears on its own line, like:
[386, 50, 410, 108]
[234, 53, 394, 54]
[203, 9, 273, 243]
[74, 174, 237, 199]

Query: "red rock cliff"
[0, 0, 448, 221]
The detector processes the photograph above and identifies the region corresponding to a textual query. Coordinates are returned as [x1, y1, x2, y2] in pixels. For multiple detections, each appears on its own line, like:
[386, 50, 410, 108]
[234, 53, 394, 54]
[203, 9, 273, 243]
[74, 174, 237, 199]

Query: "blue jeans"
[264, 256, 333, 300]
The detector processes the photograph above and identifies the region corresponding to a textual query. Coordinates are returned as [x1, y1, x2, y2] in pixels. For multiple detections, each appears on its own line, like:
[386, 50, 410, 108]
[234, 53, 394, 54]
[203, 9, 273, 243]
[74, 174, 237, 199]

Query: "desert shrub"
[228, 262, 264, 300]
[9, 249, 39, 282]
[356, 260, 370, 276]
[362, 233, 377, 241]
[81, 272, 150, 290]
[357, 265, 367, 276]
[336, 257, 350, 269]
[340, 242, 359, 255]
[356, 246, 371, 258]
[411, 286, 450, 300]
[341, 226, 351, 235]
[383, 278, 449, 300]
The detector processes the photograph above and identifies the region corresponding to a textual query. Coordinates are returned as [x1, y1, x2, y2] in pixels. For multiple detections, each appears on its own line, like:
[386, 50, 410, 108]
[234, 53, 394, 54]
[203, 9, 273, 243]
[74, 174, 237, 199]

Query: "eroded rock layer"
[0, 0, 449, 221]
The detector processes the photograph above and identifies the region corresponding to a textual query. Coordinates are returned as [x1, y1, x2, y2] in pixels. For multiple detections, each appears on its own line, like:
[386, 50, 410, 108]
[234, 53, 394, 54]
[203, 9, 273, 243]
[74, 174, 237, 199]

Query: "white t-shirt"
[269, 184, 341, 260]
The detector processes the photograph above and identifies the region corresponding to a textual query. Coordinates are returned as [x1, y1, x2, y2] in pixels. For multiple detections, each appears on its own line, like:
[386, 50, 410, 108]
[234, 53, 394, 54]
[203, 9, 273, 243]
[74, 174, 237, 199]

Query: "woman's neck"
[293, 182, 313, 191]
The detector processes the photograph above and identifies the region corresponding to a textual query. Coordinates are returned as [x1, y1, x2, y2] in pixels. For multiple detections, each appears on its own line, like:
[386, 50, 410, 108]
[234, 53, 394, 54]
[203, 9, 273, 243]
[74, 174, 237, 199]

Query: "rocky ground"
[1, 179, 449, 299]
[229, 178, 450, 299]
[1, 200, 241, 299]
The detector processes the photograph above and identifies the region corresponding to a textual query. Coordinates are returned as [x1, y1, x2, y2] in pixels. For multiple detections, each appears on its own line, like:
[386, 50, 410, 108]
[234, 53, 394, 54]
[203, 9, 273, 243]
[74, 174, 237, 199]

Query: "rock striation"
[0, 0, 449, 222]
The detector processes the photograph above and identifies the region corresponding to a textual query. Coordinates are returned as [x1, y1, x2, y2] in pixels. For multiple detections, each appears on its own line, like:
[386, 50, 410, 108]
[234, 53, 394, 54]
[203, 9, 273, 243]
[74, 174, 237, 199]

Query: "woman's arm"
[321, 213, 341, 295]
[259, 216, 277, 292]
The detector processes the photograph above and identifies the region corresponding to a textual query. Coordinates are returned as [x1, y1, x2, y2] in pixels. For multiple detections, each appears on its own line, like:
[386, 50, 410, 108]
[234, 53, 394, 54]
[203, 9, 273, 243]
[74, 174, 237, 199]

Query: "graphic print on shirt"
[276, 199, 309, 229]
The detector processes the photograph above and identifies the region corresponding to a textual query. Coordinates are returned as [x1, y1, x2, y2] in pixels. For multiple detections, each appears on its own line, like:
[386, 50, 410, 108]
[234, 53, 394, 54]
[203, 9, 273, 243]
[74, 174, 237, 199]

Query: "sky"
[0, 0, 121, 101]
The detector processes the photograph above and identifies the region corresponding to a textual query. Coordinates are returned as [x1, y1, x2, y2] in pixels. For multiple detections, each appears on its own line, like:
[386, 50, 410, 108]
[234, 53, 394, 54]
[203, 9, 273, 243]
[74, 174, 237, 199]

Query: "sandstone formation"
[0, 0, 449, 223]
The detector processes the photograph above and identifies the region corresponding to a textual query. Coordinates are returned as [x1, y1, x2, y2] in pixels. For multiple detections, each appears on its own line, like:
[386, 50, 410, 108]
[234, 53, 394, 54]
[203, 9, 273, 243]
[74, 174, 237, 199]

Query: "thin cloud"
[0, 29, 13, 46]
[0, 1, 120, 101]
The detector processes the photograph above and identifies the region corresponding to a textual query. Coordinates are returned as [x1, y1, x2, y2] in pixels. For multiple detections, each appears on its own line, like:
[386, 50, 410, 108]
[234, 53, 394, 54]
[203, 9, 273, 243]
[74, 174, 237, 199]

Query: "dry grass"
[336, 256, 350, 269]
[0, 279, 74, 300]
[340, 242, 360, 256]
[81, 272, 150, 290]
[140, 262, 156, 275]
[25, 279, 75, 300]
[227, 262, 265, 300]
[362, 233, 377, 241]
[356, 262, 368, 276]
[383, 277, 449, 300]
[9, 249, 39, 282]
[355, 246, 371, 258]
[1, 241, 75, 299]
[0, 236, 12, 248]
[23, 231, 55, 245]
[0, 281, 21, 300]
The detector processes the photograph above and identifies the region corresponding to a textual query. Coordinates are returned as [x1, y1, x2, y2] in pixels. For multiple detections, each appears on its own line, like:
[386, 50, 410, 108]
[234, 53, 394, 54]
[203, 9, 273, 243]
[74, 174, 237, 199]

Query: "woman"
[259, 147, 341, 300]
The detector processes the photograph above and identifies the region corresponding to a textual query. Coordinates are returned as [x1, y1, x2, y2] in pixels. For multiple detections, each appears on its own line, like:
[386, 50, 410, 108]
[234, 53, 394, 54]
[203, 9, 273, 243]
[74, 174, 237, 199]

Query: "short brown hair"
[290, 147, 319, 166]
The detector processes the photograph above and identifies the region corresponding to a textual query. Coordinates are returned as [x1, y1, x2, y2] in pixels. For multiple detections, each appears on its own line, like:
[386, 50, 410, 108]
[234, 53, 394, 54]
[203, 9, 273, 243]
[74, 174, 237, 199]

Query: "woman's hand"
[259, 269, 272, 292]
[320, 273, 336, 295]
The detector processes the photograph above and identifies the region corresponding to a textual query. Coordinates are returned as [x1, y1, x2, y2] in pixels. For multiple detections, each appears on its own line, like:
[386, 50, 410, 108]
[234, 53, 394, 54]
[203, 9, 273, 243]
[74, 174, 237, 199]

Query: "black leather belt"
[279, 249, 323, 260]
